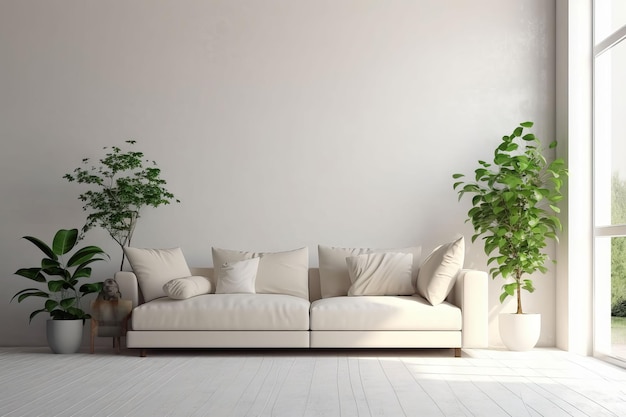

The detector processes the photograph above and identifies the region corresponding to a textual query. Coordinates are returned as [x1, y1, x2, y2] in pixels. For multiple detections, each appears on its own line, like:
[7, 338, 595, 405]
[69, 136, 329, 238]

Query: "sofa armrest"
[114, 271, 140, 309]
[450, 269, 488, 348]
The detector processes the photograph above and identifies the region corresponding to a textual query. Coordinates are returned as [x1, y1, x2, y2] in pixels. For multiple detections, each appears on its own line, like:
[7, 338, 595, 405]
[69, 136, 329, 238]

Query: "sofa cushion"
[310, 295, 461, 331]
[417, 236, 465, 305]
[318, 245, 421, 298]
[163, 276, 213, 300]
[216, 257, 259, 294]
[212, 247, 309, 299]
[132, 293, 310, 331]
[124, 247, 192, 302]
[346, 252, 414, 296]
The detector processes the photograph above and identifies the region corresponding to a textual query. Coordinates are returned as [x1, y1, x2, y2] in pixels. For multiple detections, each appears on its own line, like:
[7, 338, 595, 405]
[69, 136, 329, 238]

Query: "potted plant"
[12, 228, 108, 353]
[452, 121, 567, 350]
[64, 140, 179, 270]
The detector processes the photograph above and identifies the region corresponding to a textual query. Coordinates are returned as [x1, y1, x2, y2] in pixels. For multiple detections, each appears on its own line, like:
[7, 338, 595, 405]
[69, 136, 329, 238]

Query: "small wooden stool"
[90, 299, 132, 354]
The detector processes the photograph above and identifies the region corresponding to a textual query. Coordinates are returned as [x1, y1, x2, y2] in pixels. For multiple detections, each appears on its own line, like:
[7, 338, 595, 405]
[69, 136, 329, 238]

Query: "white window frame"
[592, 1, 626, 365]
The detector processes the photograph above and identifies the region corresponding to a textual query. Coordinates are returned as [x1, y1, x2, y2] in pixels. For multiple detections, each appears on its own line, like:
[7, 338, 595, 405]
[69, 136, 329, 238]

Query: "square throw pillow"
[163, 276, 213, 300]
[318, 245, 422, 298]
[346, 252, 414, 296]
[416, 236, 465, 305]
[216, 257, 260, 294]
[124, 247, 192, 302]
[212, 247, 309, 299]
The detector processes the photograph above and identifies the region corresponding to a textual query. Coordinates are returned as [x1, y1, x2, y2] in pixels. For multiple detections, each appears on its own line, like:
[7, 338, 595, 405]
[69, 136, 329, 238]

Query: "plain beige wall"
[0, 0, 556, 348]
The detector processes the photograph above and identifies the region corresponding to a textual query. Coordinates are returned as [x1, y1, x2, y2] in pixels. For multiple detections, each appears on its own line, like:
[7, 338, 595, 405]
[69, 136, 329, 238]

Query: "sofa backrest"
[189, 267, 322, 302]
[189, 267, 323, 302]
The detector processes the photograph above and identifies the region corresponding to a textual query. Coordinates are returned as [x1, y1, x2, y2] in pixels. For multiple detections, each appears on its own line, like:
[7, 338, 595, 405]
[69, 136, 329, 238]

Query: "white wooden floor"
[1, 347, 625, 417]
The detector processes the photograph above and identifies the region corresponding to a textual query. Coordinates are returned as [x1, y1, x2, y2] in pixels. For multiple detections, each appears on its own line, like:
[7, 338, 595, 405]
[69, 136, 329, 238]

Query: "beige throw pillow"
[416, 236, 465, 305]
[216, 257, 260, 294]
[211, 247, 309, 299]
[318, 245, 422, 298]
[346, 252, 414, 296]
[163, 276, 213, 300]
[124, 247, 192, 302]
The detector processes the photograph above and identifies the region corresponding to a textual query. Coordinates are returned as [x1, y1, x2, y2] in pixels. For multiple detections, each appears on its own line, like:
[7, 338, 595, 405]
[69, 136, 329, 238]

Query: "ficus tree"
[452, 122, 567, 314]
[64, 141, 179, 270]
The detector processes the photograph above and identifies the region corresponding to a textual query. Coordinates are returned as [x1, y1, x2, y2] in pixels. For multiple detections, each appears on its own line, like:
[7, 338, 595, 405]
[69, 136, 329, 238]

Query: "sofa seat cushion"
[132, 294, 310, 331]
[310, 295, 461, 331]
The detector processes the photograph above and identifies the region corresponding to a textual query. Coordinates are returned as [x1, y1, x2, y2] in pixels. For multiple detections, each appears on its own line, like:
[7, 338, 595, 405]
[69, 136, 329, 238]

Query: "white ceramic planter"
[498, 313, 541, 351]
[47, 319, 84, 354]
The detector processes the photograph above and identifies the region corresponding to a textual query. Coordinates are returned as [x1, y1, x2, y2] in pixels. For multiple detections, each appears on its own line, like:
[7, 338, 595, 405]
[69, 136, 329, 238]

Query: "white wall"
[0, 0, 556, 348]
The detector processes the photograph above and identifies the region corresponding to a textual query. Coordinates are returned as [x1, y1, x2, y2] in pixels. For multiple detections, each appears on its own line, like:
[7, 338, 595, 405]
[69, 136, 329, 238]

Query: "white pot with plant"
[12, 229, 108, 353]
[453, 122, 567, 351]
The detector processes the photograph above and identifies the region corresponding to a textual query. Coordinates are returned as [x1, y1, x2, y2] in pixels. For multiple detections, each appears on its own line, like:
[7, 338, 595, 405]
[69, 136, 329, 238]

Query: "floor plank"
[0, 347, 625, 417]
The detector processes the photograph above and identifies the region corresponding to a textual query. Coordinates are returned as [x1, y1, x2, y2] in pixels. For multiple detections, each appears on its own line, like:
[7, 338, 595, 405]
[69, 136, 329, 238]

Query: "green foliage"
[12, 229, 108, 322]
[612, 299, 626, 318]
[611, 174, 626, 312]
[453, 122, 568, 314]
[64, 141, 179, 270]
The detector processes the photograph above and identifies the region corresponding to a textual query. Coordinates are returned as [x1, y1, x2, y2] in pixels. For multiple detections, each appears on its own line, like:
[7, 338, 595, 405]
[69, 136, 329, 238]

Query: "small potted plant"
[64, 140, 179, 270]
[452, 121, 567, 350]
[13, 228, 108, 353]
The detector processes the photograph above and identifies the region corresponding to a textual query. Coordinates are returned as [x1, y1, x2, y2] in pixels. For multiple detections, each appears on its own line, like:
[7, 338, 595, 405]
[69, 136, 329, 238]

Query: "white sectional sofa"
[115, 239, 488, 357]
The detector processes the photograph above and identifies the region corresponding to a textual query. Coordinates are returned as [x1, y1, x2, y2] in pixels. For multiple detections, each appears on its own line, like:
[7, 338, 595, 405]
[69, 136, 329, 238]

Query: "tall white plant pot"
[499, 313, 541, 351]
[47, 319, 84, 354]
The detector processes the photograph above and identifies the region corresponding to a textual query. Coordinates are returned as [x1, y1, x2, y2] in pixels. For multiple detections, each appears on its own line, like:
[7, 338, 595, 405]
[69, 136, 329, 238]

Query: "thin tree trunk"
[516, 270, 523, 314]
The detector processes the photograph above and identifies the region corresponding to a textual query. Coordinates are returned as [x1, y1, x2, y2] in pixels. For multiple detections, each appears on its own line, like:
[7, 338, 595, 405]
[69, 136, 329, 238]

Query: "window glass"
[594, 40, 626, 226]
[594, 0, 626, 363]
[611, 237, 626, 358]
[595, 0, 626, 43]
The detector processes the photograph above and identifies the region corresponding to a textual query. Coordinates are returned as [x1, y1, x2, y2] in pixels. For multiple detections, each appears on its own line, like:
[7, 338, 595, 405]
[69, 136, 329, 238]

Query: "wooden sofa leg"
[140, 349, 147, 357]
[454, 348, 462, 357]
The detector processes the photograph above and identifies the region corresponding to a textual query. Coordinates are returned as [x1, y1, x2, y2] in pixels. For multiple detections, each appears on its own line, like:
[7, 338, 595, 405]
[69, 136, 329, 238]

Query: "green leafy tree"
[64, 141, 179, 270]
[13, 229, 107, 322]
[611, 173, 626, 314]
[453, 122, 568, 314]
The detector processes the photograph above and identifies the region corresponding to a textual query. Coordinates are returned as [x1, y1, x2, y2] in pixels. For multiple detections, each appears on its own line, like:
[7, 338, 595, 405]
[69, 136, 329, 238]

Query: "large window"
[594, 0, 626, 362]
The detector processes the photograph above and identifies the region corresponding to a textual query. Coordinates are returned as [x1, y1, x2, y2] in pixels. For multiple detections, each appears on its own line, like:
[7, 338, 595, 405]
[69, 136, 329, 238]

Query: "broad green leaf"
[503, 283, 518, 296]
[66, 307, 88, 319]
[29, 309, 48, 323]
[41, 258, 60, 269]
[475, 168, 489, 180]
[52, 229, 78, 256]
[506, 142, 519, 152]
[79, 282, 103, 294]
[22, 236, 56, 260]
[60, 297, 77, 309]
[14, 268, 45, 282]
[42, 266, 69, 279]
[494, 153, 511, 165]
[72, 267, 92, 280]
[67, 246, 108, 267]
[48, 280, 66, 292]
[522, 279, 535, 292]
[520, 121, 534, 128]
[12, 289, 49, 303]
[45, 299, 59, 311]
